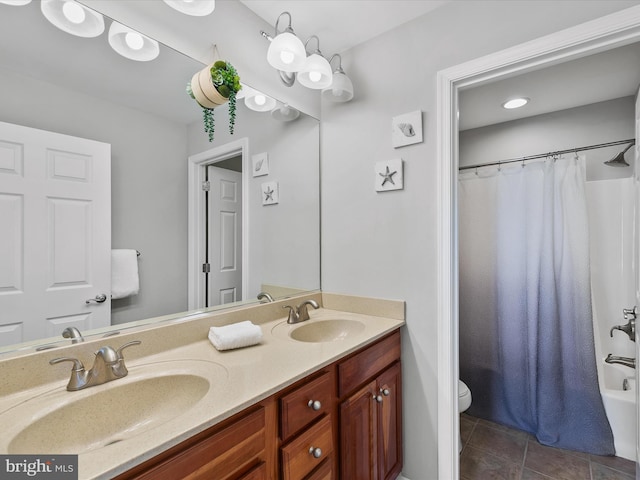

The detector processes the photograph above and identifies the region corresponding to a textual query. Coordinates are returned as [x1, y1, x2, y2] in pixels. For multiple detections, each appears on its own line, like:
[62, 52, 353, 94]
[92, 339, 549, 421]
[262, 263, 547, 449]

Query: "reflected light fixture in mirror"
[266, 11, 306, 72]
[0, 0, 32, 5]
[322, 54, 354, 102]
[271, 103, 300, 122]
[41, 0, 104, 37]
[245, 88, 277, 112]
[163, 0, 215, 16]
[298, 35, 332, 90]
[109, 21, 160, 62]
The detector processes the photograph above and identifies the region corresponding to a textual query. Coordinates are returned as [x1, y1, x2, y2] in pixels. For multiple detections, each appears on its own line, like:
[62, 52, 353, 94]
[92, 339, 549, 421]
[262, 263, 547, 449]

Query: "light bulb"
[280, 50, 295, 65]
[62, 1, 85, 24]
[502, 97, 529, 109]
[309, 71, 322, 83]
[125, 32, 144, 50]
[255, 95, 266, 106]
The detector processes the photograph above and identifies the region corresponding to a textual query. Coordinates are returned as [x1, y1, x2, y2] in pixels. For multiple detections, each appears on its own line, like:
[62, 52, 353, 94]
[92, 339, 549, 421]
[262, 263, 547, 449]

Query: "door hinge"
[202, 263, 211, 273]
[202, 181, 210, 192]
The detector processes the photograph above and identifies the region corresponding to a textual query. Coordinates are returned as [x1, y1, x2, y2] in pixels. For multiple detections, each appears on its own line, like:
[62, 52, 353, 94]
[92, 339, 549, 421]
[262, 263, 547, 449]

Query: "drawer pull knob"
[309, 447, 322, 459]
[375, 395, 383, 403]
[380, 388, 390, 397]
[307, 399, 322, 411]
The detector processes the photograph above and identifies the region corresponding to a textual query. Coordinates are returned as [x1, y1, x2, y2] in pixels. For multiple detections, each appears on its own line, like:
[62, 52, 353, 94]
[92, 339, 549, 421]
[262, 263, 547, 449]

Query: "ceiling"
[239, 0, 449, 55]
[459, 41, 640, 131]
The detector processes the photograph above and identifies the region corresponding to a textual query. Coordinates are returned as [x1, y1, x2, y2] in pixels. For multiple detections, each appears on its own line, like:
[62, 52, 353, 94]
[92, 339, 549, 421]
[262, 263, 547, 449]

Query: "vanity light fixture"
[245, 89, 276, 112]
[108, 21, 159, 62]
[162, 0, 215, 17]
[297, 35, 332, 90]
[264, 12, 306, 73]
[321, 54, 354, 102]
[271, 103, 300, 122]
[40, 0, 104, 38]
[502, 97, 529, 109]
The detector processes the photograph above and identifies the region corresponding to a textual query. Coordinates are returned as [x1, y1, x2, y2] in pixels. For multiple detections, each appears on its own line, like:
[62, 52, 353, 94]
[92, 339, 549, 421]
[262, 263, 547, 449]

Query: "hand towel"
[111, 249, 139, 299]
[208, 321, 263, 351]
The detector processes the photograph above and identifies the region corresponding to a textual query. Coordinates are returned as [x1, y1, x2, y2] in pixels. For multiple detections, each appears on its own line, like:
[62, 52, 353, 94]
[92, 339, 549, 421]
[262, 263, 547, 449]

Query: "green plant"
[187, 60, 242, 142]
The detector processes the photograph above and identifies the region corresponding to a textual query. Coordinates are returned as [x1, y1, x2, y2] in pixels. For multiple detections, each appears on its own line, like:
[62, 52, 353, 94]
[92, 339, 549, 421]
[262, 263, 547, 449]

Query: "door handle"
[86, 294, 107, 304]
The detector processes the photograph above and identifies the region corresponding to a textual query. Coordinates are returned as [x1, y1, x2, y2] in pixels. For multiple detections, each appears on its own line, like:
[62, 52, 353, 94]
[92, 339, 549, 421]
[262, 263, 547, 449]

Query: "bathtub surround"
[459, 157, 615, 455]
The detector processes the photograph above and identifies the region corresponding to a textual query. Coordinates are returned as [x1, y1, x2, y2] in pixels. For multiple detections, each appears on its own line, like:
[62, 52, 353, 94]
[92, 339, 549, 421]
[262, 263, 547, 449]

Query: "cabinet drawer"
[238, 462, 267, 480]
[124, 406, 266, 480]
[338, 331, 401, 397]
[281, 370, 333, 440]
[305, 458, 332, 480]
[281, 415, 334, 480]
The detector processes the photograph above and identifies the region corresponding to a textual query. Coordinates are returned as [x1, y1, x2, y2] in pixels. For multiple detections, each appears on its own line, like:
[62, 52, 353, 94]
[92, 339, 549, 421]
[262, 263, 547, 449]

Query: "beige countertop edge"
[85, 313, 405, 479]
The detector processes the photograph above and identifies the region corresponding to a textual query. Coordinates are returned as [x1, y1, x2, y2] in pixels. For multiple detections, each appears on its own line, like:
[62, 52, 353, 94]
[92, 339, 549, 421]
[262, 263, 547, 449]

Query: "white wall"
[0, 66, 189, 326]
[320, 1, 640, 477]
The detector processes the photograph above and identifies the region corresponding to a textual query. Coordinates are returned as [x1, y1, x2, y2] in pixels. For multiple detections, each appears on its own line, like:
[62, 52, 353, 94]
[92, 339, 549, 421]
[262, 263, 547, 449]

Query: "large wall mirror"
[0, 1, 320, 354]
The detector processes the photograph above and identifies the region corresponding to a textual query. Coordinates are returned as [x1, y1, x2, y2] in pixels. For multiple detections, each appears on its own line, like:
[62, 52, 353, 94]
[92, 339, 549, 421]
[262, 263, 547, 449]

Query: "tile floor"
[460, 414, 636, 480]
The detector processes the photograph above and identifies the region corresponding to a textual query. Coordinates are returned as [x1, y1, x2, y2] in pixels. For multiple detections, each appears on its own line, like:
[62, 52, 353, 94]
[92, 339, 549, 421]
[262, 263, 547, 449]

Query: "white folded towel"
[208, 321, 263, 351]
[111, 249, 140, 299]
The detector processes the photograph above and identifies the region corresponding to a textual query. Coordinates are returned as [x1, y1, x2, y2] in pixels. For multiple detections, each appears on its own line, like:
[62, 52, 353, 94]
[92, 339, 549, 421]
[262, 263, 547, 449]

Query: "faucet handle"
[49, 357, 88, 390]
[49, 356, 85, 371]
[283, 305, 298, 324]
[116, 340, 141, 359]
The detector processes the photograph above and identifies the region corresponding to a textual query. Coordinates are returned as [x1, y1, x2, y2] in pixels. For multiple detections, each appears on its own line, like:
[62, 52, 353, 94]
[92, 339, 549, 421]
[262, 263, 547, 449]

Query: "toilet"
[458, 380, 472, 452]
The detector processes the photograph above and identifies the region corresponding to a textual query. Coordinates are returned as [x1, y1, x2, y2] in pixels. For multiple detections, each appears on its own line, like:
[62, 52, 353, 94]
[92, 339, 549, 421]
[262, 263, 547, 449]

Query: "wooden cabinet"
[113, 401, 277, 480]
[338, 331, 402, 480]
[116, 330, 401, 480]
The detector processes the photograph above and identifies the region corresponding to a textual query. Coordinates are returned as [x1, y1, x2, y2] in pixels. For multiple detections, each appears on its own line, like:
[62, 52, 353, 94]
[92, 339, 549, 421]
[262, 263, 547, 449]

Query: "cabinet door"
[376, 362, 402, 480]
[340, 381, 377, 480]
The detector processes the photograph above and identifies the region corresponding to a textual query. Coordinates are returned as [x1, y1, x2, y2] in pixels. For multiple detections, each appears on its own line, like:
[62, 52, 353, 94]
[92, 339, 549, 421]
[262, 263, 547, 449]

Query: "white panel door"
[0, 121, 111, 346]
[207, 166, 242, 306]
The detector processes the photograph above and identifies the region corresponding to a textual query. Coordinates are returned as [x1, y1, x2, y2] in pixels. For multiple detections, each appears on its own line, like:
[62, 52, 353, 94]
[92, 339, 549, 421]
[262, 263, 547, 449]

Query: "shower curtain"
[459, 156, 615, 455]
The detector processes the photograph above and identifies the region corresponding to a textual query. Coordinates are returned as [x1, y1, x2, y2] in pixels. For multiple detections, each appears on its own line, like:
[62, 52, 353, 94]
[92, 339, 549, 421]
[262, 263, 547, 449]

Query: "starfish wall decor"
[375, 159, 404, 192]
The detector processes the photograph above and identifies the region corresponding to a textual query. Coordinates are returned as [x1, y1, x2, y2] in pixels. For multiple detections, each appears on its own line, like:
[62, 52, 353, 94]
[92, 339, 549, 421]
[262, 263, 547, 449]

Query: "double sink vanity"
[0, 293, 405, 479]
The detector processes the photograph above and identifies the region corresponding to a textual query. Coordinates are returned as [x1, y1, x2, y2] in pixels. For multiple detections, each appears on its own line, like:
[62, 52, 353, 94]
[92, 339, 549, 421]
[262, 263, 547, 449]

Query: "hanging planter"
[187, 60, 242, 142]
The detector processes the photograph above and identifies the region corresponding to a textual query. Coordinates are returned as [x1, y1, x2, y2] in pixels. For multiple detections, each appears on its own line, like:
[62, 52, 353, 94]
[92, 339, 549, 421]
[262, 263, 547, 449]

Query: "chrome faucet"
[283, 299, 320, 324]
[605, 354, 636, 369]
[257, 291, 274, 303]
[62, 326, 84, 343]
[49, 340, 141, 391]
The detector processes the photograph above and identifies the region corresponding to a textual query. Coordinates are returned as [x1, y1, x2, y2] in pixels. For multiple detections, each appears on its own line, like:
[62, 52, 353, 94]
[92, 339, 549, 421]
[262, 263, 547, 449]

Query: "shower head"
[604, 141, 635, 167]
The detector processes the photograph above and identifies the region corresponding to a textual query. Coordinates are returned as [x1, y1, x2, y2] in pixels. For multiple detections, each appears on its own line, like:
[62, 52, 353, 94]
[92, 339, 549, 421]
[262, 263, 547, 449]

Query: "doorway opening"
[436, 8, 640, 479]
[187, 138, 250, 311]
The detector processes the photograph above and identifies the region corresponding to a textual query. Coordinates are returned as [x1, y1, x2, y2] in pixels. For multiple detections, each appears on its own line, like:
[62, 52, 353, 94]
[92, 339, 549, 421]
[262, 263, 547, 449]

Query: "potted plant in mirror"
[187, 60, 242, 142]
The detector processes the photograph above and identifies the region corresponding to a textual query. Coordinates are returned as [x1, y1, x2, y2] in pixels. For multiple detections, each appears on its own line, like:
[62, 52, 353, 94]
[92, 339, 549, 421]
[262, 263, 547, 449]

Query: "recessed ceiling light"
[502, 97, 529, 109]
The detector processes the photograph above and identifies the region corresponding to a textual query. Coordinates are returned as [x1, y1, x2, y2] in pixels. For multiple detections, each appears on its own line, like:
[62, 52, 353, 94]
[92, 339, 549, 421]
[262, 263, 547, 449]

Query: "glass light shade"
[267, 32, 306, 72]
[0, 0, 32, 5]
[162, 0, 215, 16]
[245, 91, 276, 112]
[108, 22, 159, 62]
[322, 71, 354, 102]
[297, 54, 332, 89]
[271, 104, 300, 122]
[41, 0, 104, 37]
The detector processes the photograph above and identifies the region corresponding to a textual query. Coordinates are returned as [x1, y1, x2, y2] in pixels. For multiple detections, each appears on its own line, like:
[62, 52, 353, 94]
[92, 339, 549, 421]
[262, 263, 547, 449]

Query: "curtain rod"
[458, 138, 635, 171]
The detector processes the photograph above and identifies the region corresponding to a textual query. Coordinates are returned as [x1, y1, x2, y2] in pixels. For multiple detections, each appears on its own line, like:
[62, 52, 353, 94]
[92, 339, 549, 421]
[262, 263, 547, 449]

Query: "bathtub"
[600, 362, 636, 461]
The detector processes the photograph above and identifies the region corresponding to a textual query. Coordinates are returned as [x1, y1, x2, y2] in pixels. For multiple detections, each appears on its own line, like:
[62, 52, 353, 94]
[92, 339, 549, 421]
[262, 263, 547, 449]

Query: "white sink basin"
[2, 360, 226, 455]
[272, 318, 366, 343]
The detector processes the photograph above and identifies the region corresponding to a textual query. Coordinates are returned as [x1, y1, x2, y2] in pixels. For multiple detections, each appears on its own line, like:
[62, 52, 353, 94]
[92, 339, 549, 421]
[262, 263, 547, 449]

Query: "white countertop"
[0, 297, 404, 480]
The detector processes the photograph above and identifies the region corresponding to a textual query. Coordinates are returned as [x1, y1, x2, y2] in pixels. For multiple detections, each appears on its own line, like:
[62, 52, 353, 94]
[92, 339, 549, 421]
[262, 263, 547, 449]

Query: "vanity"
[0, 293, 404, 480]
